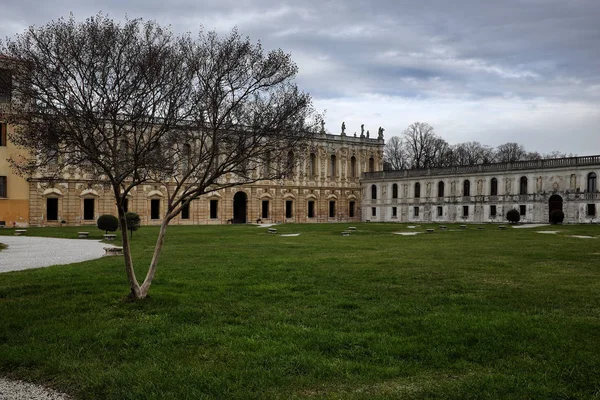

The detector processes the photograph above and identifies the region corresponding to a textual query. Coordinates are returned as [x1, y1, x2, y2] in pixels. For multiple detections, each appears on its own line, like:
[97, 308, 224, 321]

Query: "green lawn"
[0, 223, 599, 399]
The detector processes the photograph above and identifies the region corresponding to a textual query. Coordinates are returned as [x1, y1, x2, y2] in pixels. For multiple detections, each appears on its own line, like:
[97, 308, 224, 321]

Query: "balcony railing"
[364, 155, 600, 180]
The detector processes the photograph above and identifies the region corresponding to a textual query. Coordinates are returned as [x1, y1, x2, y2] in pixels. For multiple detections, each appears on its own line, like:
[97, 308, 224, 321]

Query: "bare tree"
[1, 15, 320, 300]
[383, 136, 408, 170]
[401, 122, 450, 169]
[451, 141, 495, 165]
[495, 142, 528, 163]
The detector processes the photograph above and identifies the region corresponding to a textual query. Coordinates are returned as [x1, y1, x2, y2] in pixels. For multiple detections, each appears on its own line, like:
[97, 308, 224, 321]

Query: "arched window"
[438, 181, 445, 197]
[182, 143, 191, 174]
[414, 182, 421, 198]
[369, 157, 375, 172]
[286, 151, 295, 178]
[330, 155, 336, 178]
[520, 176, 528, 195]
[371, 184, 377, 200]
[588, 172, 597, 192]
[490, 178, 498, 196]
[309, 153, 316, 177]
[392, 183, 398, 199]
[463, 180, 470, 196]
[350, 156, 357, 178]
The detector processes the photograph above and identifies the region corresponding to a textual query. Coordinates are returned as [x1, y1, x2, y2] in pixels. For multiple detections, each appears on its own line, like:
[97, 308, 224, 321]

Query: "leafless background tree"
[384, 123, 575, 170]
[1, 15, 320, 299]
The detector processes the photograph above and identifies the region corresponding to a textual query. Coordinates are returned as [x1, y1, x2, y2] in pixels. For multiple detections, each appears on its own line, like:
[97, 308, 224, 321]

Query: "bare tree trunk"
[118, 209, 142, 299]
[139, 219, 170, 298]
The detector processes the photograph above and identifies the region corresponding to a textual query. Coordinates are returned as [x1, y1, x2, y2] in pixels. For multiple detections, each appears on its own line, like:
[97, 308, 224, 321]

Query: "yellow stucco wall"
[0, 122, 30, 227]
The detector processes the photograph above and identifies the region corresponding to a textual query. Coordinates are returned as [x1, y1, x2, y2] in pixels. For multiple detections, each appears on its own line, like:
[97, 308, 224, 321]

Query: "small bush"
[506, 209, 520, 224]
[550, 210, 565, 224]
[97, 214, 119, 233]
[125, 212, 141, 238]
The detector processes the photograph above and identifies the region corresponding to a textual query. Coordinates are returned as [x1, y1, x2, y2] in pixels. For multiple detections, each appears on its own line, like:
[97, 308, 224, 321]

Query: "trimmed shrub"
[97, 214, 119, 234]
[506, 209, 521, 224]
[550, 210, 565, 224]
[125, 212, 141, 238]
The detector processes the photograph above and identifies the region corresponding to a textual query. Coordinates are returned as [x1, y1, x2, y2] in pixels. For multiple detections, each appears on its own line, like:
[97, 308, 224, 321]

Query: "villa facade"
[361, 156, 600, 224]
[25, 130, 384, 226]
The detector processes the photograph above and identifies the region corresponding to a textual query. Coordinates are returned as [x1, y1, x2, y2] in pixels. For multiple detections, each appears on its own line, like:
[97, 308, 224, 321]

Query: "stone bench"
[341, 231, 350, 236]
[103, 246, 123, 256]
[103, 234, 117, 241]
[426, 228, 434, 233]
[438, 225, 447, 230]
[499, 226, 507, 230]
[267, 228, 278, 234]
[460, 225, 467, 229]
[78, 232, 89, 238]
[14, 229, 27, 236]
[477, 227, 485, 230]
[348, 227, 356, 231]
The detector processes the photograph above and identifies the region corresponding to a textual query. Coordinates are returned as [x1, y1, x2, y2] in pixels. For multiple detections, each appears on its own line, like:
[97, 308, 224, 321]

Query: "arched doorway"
[548, 194, 563, 222]
[233, 191, 247, 223]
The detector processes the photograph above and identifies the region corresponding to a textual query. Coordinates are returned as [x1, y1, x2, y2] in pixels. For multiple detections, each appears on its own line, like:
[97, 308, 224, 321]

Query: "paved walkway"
[0, 236, 114, 273]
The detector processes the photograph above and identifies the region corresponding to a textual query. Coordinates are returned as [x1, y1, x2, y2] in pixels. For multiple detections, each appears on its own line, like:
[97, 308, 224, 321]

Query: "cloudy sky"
[2, 0, 599, 154]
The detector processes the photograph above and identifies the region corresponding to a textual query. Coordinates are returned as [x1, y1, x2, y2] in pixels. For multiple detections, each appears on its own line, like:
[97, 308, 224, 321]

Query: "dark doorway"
[47, 198, 58, 221]
[83, 198, 95, 221]
[150, 199, 160, 220]
[233, 191, 247, 223]
[548, 194, 563, 222]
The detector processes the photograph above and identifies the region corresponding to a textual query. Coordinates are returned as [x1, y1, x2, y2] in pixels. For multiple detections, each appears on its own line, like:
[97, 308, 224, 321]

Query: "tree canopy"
[1, 14, 321, 299]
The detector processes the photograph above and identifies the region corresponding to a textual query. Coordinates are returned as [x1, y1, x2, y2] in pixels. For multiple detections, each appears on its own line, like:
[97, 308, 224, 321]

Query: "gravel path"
[0, 236, 115, 273]
[0, 378, 71, 400]
[0, 236, 116, 398]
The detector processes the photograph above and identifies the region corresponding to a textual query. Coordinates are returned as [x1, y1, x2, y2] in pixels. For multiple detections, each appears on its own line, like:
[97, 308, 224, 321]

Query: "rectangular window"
[490, 205, 497, 217]
[519, 205, 526, 216]
[0, 123, 7, 146]
[463, 206, 469, 217]
[0, 69, 12, 102]
[371, 207, 376, 217]
[349, 201, 355, 218]
[181, 202, 190, 219]
[437, 206, 443, 217]
[46, 198, 58, 221]
[329, 201, 336, 218]
[285, 200, 293, 218]
[392, 207, 397, 217]
[150, 199, 160, 220]
[0, 176, 6, 197]
[209, 199, 218, 219]
[414, 207, 419, 217]
[308, 200, 315, 218]
[83, 198, 95, 221]
[587, 204, 596, 216]
[261, 200, 269, 219]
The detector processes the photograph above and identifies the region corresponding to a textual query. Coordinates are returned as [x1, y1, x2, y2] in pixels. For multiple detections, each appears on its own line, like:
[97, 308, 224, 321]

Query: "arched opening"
[309, 153, 316, 177]
[286, 151, 294, 178]
[330, 155, 336, 178]
[350, 156, 357, 178]
[415, 182, 421, 198]
[369, 157, 375, 172]
[233, 191, 247, 223]
[463, 180, 470, 196]
[438, 181, 444, 197]
[392, 183, 398, 199]
[548, 194, 563, 222]
[520, 176, 528, 195]
[371, 184, 377, 200]
[490, 178, 498, 196]
[588, 172, 597, 192]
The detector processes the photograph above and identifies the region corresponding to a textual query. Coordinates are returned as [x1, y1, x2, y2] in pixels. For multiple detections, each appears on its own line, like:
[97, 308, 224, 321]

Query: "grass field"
[0, 223, 599, 399]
